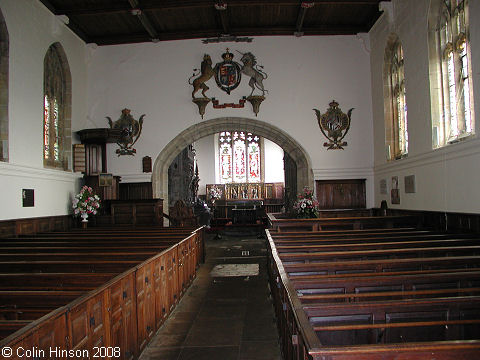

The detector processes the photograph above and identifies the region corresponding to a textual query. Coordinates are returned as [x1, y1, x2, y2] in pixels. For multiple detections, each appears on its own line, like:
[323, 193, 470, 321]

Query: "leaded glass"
[435, 0, 473, 146]
[44, 95, 50, 159]
[218, 131, 261, 184]
[220, 142, 232, 183]
[247, 141, 260, 182]
[233, 139, 246, 182]
[43, 44, 66, 168]
[389, 40, 408, 159]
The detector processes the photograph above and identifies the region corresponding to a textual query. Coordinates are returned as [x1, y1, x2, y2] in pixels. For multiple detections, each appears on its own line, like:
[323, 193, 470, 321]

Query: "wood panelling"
[0, 215, 71, 238]
[119, 182, 153, 200]
[108, 199, 163, 226]
[84, 175, 120, 201]
[316, 179, 366, 209]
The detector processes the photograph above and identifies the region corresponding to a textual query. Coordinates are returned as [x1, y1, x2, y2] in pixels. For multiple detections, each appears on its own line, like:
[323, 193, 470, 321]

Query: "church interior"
[1, 0, 480, 359]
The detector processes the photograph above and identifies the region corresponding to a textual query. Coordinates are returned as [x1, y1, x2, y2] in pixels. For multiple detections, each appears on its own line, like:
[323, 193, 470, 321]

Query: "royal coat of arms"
[107, 108, 145, 156]
[313, 100, 353, 150]
[188, 49, 268, 117]
[214, 49, 242, 95]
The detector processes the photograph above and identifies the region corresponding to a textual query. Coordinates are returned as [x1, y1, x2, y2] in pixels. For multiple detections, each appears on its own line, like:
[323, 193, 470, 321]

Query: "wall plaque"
[380, 179, 387, 195]
[22, 189, 34, 207]
[404, 175, 416, 193]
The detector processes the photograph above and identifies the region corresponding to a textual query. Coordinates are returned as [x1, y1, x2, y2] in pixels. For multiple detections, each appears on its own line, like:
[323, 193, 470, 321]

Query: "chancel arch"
[152, 117, 313, 209]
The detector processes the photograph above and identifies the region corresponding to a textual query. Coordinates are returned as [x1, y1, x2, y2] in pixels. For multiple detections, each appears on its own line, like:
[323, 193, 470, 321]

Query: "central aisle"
[139, 233, 282, 360]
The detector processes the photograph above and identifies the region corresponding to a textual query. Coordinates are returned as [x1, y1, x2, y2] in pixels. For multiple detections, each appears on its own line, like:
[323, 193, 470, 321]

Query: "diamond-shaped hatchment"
[210, 264, 259, 277]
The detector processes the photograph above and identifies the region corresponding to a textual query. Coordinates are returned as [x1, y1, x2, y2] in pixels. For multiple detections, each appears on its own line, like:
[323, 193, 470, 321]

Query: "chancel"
[1, 0, 480, 359]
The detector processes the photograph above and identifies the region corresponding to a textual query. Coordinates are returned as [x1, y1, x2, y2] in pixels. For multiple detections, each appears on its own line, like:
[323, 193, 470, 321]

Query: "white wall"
[264, 138, 285, 183]
[0, 0, 87, 220]
[370, 0, 480, 213]
[86, 35, 375, 206]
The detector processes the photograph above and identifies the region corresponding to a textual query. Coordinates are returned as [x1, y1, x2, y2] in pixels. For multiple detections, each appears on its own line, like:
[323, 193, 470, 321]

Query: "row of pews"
[266, 220, 480, 359]
[267, 212, 423, 232]
[0, 225, 205, 360]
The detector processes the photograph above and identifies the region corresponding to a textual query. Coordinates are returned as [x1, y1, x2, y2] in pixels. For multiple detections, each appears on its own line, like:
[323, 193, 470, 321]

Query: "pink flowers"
[293, 186, 319, 218]
[72, 185, 101, 216]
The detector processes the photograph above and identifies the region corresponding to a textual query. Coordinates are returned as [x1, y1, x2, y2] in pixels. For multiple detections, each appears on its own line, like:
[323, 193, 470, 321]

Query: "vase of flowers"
[209, 185, 223, 206]
[293, 186, 319, 219]
[72, 185, 101, 227]
[209, 186, 223, 209]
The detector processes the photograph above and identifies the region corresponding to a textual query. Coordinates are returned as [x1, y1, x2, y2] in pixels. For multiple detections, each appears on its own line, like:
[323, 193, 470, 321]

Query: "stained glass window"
[431, 0, 474, 147]
[0, 9, 8, 162]
[219, 131, 261, 183]
[43, 44, 66, 168]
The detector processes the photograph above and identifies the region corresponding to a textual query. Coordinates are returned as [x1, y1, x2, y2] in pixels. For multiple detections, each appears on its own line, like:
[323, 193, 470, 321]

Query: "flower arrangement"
[209, 185, 223, 203]
[72, 185, 101, 218]
[293, 186, 319, 219]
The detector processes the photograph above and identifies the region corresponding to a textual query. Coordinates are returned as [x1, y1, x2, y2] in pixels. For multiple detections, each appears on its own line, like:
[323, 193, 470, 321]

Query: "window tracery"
[219, 131, 261, 183]
[430, 0, 474, 147]
[384, 35, 408, 160]
[43, 43, 70, 169]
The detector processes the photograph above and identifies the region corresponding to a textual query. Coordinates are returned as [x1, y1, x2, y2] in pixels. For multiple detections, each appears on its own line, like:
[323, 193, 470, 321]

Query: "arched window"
[218, 131, 261, 183]
[429, 0, 474, 147]
[384, 35, 408, 160]
[43, 43, 71, 169]
[0, 9, 8, 162]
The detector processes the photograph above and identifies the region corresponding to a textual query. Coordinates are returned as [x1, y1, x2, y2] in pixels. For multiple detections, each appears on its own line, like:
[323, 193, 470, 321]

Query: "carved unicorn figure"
[238, 51, 268, 96]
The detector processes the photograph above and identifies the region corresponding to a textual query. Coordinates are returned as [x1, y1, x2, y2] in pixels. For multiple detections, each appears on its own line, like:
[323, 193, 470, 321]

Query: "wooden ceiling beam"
[295, 2, 315, 36]
[88, 23, 370, 45]
[128, 0, 160, 41]
[52, 1, 384, 17]
[215, 2, 230, 35]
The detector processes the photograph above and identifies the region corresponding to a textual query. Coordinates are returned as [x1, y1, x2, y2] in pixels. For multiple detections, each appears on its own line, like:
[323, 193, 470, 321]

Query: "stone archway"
[152, 117, 313, 208]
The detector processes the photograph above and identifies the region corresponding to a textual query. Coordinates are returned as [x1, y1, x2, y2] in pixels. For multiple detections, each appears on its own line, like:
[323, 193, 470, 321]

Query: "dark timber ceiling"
[38, 0, 389, 46]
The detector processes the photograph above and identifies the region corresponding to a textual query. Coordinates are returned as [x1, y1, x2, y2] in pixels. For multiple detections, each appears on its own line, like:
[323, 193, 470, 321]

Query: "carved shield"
[214, 50, 242, 94]
[313, 100, 353, 150]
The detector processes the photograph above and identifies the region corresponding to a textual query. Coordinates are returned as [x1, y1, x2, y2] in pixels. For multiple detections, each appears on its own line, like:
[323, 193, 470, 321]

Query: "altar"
[206, 182, 284, 223]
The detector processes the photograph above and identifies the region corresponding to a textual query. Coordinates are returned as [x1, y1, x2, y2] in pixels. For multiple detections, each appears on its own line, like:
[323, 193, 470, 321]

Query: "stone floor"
[138, 233, 282, 360]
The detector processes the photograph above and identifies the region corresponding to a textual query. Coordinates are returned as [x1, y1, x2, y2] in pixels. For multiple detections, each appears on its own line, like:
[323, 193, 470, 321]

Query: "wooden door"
[177, 243, 186, 295]
[165, 247, 178, 311]
[68, 291, 108, 359]
[153, 254, 168, 329]
[135, 263, 155, 353]
[36, 313, 68, 359]
[109, 273, 137, 360]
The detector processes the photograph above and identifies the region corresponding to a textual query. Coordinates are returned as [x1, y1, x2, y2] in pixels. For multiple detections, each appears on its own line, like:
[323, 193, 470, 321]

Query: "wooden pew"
[0, 273, 117, 290]
[305, 296, 480, 346]
[284, 255, 480, 275]
[292, 270, 480, 302]
[274, 237, 480, 253]
[265, 228, 480, 359]
[0, 227, 204, 359]
[267, 213, 423, 232]
[278, 245, 480, 264]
